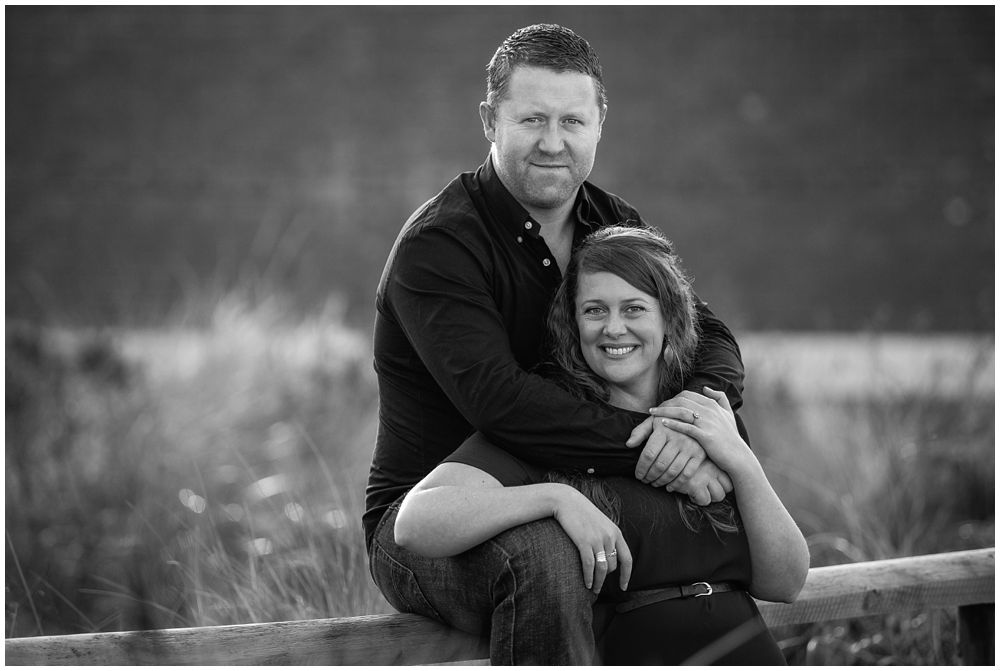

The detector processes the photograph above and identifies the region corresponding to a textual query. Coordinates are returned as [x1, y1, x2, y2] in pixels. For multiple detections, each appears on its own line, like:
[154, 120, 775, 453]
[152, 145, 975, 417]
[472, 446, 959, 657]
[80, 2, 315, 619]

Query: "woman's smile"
[600, 344, 639, 358]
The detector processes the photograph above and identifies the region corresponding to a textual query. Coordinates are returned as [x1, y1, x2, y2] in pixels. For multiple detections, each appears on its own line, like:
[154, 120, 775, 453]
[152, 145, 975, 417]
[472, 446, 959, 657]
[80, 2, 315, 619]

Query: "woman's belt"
[615, 581, 740, 613]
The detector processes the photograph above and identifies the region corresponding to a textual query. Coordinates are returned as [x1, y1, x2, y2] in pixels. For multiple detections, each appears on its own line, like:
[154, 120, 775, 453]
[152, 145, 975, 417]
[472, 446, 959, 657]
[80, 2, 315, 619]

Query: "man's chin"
[522, 185, 580, 211]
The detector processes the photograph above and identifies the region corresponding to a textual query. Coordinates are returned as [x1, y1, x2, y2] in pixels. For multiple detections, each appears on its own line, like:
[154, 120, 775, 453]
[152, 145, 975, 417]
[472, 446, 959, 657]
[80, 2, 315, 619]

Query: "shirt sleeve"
[443, 432, 543, 487]
[687, 298, 752, 445]
[386, 225, 645, 476]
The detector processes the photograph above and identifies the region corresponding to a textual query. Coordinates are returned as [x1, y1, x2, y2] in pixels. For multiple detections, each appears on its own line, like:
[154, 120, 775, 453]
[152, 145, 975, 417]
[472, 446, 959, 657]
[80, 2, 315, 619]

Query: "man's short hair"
[485, 23, 607, 110]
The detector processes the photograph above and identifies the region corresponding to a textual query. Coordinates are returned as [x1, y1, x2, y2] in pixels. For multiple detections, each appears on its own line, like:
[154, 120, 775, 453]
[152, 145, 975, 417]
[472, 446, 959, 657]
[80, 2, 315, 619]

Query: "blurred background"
[5, 5, 994, 664]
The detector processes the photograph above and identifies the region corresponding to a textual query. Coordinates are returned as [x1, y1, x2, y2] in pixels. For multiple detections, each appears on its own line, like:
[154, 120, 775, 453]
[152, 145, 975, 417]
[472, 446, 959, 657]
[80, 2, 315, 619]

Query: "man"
[365, 23, 747, 664]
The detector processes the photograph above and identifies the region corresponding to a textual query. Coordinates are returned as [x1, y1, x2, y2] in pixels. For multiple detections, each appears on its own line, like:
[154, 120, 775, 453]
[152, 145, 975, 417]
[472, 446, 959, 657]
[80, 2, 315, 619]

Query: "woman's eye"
[583, 307, 605, 317]
[625, 305, 646, 314]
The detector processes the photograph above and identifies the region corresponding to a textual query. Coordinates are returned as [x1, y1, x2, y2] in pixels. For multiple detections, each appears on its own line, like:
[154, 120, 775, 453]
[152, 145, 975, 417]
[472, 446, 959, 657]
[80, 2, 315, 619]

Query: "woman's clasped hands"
[648, 387, 754, 477]
[629, 392, 735, 505]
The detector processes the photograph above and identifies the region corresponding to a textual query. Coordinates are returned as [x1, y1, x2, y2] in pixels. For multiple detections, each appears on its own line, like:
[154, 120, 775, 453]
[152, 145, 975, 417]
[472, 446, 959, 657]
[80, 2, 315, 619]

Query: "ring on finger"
[596, 550, 607, 563]
[608, 549, 617, 558]
[692, 411, 700, 421]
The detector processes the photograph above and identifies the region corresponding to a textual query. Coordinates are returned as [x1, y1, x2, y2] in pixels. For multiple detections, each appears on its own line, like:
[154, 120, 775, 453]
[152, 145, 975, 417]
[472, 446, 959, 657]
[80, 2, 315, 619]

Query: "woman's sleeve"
[443, 432, 544, 487]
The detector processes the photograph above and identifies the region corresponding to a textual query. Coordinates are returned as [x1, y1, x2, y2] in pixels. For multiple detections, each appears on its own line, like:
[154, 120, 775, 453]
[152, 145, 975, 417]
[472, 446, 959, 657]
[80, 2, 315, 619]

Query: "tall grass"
[739, 332, 994, 663]
[4, 309, 994, 663]
[5, 295, 389, 637]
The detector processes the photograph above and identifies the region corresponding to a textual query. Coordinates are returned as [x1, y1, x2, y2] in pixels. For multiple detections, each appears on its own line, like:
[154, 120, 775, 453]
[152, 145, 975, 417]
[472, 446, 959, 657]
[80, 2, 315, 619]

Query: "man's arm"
[386, 225, 643, 474]
[688, 298, 751, 443]
[687, 300, 745, 405]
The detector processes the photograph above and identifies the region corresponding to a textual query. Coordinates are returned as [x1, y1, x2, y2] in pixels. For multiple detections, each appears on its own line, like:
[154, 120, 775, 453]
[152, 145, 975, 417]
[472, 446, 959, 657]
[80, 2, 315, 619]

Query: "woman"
[394, 226, 809, 664]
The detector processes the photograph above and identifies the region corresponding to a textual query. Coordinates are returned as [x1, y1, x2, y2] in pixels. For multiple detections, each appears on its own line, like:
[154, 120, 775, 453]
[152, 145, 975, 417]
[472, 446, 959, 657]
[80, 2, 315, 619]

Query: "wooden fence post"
[958, 603, 994, 665]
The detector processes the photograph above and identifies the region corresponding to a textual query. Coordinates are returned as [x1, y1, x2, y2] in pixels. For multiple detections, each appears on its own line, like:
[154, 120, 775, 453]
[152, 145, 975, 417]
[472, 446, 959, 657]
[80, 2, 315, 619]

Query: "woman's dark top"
[443, 431, 753, 599]
[444, 432, 786, 664]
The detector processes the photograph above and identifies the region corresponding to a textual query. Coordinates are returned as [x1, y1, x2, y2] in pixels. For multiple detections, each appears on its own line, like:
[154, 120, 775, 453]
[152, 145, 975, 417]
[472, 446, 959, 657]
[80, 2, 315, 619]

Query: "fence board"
[4, 614, 488, 666]
[757, 547, 994, 626]
[5, 547, 993, 665]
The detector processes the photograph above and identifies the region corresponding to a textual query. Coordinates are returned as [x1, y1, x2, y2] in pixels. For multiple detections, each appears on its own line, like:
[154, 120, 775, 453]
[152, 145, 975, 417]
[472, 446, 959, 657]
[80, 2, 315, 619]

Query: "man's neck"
[524, 197, 576, 232]
[525, 196, 578, 273]
[526, 202, 575, 274]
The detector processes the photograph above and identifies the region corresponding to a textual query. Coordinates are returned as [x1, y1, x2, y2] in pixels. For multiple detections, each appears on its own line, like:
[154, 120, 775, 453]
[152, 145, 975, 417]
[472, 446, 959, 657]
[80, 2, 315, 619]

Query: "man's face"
[481, 66, 606, 213]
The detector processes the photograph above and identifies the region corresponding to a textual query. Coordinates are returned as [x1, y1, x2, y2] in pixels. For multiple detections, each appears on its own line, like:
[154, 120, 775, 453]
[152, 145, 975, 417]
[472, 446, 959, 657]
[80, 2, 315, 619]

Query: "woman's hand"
[551, 485, 633, 595]
[649, 387, 754, 477]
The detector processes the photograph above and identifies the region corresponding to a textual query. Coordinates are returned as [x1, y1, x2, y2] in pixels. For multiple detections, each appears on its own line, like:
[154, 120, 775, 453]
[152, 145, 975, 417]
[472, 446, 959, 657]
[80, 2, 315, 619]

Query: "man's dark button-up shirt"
[364, 156, 746, 547]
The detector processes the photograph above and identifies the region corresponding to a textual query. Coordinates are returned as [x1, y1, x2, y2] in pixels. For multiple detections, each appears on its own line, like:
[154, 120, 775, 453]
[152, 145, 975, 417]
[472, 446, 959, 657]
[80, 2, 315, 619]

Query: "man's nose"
[537, 122, 565, 154]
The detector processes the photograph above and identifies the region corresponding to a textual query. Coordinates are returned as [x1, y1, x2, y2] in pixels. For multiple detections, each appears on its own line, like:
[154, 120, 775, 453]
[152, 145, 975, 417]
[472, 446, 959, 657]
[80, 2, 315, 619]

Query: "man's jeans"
[369, 500, 599, 665]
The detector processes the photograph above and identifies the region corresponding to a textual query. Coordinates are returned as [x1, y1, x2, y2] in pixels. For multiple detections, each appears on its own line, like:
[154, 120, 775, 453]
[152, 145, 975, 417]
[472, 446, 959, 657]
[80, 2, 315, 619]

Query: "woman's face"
[575, 271, 666, 408]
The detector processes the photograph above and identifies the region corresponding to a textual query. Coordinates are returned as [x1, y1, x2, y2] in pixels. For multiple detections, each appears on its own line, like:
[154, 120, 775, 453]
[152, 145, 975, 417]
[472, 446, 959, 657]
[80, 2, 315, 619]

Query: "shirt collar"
[572, 187, 602, 234]
[477, 154, 600, 240]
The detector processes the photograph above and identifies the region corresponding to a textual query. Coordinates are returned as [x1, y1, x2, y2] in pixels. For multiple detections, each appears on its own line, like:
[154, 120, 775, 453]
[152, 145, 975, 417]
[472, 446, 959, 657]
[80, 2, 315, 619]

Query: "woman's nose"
[603, 315, 626, 337]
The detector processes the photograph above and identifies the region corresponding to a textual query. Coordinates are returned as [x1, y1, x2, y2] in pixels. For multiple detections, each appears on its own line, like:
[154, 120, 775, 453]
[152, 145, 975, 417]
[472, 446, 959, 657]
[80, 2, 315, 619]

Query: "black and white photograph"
[6, 5, 994, 665]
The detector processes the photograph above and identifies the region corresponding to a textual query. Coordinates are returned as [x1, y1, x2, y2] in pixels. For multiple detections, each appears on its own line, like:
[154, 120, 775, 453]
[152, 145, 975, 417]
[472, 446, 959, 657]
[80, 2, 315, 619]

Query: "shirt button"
[516, 236, 523, 243]
[524, 221, 533, 230]
[586, 468, 595, 475]
[542, 258, 551, 267]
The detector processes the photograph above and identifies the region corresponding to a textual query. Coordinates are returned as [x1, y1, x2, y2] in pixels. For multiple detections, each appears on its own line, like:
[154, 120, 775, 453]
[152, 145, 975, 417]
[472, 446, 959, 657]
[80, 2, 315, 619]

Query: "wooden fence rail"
[5, 547, 993, 665]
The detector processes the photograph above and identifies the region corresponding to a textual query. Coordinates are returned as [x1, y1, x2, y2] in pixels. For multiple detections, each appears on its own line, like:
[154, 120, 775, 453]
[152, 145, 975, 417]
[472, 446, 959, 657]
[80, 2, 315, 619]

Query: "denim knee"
[491, 518, 593, 605]
[486, 518, 597, 664]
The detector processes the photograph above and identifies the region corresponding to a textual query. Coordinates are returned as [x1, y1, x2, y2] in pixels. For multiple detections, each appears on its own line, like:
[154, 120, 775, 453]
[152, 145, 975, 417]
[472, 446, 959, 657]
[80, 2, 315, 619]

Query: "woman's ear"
[662, 336, 684, 379]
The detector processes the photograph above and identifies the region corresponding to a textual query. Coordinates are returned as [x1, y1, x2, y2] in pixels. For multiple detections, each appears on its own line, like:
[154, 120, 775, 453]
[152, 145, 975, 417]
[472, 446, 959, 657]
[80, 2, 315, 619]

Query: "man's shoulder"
[401, 171, 486, 238]
[377, 170, 493, 300]
[580, 181, 646, 227]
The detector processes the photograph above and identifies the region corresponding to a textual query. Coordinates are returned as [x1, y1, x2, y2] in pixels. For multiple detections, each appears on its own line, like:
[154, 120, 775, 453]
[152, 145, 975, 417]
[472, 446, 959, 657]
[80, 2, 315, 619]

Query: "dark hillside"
[6, 6, 994, 330]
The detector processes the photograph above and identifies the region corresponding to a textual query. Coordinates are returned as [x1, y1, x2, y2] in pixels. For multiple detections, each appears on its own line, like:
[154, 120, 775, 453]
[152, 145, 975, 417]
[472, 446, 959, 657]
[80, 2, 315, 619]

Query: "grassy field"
[4, 304, 994, 663]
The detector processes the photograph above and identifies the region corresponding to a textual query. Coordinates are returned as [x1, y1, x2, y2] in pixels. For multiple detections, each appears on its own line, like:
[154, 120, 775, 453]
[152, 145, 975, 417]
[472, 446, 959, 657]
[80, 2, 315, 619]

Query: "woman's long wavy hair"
[542, 225, 738, 535]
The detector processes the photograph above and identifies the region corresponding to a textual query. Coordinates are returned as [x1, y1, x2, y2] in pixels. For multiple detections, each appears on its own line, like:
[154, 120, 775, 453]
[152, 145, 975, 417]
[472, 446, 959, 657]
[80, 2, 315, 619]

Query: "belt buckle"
[692, 581, 713, 597]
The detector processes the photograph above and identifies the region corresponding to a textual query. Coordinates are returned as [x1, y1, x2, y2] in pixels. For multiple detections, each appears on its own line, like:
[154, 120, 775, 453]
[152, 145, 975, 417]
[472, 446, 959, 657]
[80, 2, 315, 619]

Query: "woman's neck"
[607, 384, 658, 413]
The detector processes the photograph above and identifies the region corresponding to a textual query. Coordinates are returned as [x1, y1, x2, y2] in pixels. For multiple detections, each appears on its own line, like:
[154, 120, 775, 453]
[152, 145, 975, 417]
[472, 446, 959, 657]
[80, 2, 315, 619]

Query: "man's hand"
[631, 417, 707, 487]
[627, 398, 734, 504]
[666, 459, 733, 506]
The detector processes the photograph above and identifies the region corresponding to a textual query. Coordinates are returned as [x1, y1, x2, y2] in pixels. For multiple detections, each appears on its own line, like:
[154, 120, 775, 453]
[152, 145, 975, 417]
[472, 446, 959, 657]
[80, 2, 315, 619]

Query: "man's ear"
[597, 104, 608, 141]
[479, 101, 497, 143]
